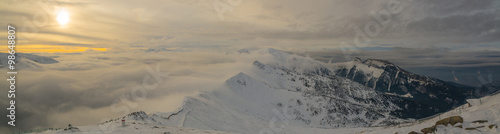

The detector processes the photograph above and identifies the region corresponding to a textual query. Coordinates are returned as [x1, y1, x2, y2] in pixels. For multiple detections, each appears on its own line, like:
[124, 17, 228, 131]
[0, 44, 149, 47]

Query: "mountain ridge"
[25, 48, 500, 134]
[331, 56, 475, 114]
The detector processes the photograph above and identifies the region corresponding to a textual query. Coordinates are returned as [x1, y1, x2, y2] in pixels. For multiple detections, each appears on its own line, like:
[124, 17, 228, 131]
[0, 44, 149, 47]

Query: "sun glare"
[57, 9, 70, 26]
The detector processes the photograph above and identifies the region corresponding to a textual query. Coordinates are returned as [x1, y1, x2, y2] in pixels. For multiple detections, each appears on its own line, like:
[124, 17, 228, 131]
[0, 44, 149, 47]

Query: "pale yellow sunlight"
[56, 9, 70, 26]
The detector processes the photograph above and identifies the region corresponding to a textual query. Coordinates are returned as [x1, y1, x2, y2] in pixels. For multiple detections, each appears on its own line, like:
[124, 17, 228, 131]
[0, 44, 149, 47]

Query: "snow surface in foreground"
[36, 122, 235, 134]
[364, 92, 500, 134]
[36, 90, 500, 134]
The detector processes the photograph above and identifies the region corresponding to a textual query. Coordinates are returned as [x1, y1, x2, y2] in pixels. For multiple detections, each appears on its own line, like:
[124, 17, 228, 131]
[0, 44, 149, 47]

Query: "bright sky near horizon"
[1, 0, 499, 53]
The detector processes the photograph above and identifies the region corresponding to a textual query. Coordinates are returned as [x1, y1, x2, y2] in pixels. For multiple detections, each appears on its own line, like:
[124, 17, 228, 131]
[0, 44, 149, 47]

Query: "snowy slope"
[362, 92, 500, 134]
[39, 90, 500, 134]
[39, 119, 235, 134]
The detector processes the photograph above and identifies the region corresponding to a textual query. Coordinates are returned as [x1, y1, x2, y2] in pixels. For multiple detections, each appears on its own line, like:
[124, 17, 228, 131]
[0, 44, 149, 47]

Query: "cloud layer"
[0, 0, 499, 131]
[0, 49, 275, 131]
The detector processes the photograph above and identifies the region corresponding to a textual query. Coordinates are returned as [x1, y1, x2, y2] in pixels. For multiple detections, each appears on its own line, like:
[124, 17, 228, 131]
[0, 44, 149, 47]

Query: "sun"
[56, 9, 70, 26]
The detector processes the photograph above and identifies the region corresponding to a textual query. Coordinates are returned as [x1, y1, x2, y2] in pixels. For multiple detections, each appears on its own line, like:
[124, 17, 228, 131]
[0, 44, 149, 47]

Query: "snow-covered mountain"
[330, 57, 476, 117]
[51, 49, 396, 133]
[33, 48, 498, 134]
[96, 49, 451, 133]
[0, 53, 58, 69]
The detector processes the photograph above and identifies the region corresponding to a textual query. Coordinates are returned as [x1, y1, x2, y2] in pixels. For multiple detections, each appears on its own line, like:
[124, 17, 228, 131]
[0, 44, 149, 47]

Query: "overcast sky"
[0, 0, 499, 131]
[1, 0, 499, 52]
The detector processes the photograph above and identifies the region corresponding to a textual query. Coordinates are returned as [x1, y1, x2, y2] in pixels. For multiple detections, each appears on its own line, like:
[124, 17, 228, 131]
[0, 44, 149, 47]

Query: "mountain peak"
[352, 57, 363, 62]
[126, 111, 149, 121]
[226, 72, 254, 88]
[253, 61, 266, 70]
[362, 58, 396, 68]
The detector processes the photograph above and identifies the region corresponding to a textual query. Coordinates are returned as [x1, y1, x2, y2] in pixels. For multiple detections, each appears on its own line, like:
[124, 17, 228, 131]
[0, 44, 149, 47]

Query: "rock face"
[63, 124, 80, 132]
[420, 116, 464, 134]
[435, 116, 463, 126]
[331, 58, 475, 118]
[421, 126, 436, 134]
[127, 111, 150, 121]
[420, 116, 497, 134]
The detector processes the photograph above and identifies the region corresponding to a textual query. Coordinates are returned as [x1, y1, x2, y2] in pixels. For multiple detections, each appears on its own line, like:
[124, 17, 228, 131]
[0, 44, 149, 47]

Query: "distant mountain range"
[0, 53, 58, 69]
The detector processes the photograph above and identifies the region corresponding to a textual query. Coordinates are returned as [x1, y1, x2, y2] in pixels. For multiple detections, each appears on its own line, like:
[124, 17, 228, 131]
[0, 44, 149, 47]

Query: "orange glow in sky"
[1, 45, 107, 53]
